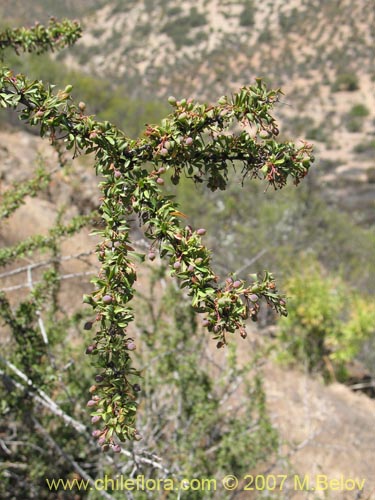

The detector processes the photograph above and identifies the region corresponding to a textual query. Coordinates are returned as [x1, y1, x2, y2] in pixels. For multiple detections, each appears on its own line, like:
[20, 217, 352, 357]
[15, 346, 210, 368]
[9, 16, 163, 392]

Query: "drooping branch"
[0, 21, 314, 447]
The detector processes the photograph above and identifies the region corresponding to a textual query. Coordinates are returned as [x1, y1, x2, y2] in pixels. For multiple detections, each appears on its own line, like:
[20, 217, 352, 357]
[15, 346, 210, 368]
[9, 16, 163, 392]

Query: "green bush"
[276, 259, 375, 379]
[349, 104, 370, 117]
[240, 0, 255, 27]
[332, 72, 360, 92]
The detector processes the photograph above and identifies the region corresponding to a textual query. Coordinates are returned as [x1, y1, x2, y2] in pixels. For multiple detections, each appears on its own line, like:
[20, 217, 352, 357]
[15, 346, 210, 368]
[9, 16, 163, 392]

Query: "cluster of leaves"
[0, 18, 81, 55]
[0, 19, 314, 449]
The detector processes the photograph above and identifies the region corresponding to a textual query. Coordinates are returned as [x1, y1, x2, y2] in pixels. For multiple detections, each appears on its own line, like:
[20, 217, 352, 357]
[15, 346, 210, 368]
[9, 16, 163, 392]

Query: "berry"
[85, 344, 96, 354]
[84, 321, 93, 330]
[133, 384, 141, 392]
[95, 374, 104, 383]
[173, 261, 181, 270]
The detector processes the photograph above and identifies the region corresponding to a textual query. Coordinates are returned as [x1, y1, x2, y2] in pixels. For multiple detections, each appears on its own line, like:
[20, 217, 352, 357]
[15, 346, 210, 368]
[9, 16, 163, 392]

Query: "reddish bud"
[233, 280, 242, 288]
[89, 385, 97, 393]
[173, 261, 181, 270]
[249, 294, 259, 302]
[202, 319, 210, 327]
[159, 148, 168, 156]
[103, 294, 113, 304]
[86, 344, 96, 354]
[112, 444, 121, 453]
[185, 137, 194, 145]
[156, 177, 164, 185]
[127, 342, 136, 351]
[196, 228, 206, 235]
[91, 415, 101, 424]
[87, 400, 97, 407]
[92, 430, 102, 438]
[114, 170, 122, 178]
[148, 252, 156, 261]
[158, 166, 166, 174]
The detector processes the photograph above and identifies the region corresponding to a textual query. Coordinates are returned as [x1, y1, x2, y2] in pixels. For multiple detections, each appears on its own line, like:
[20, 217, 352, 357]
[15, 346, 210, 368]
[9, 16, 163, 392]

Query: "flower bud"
[196, 228, 206, 235]
[85, 344, 96, 354]
[91, 415, 101, 424]
[148, 252, 156, 261]
[233, 280, 242, 288]
[127, 342, 136, 351]
[156, 177, 164, 185]
[102, 294, 113, 304]
[87, 400, 97, 407]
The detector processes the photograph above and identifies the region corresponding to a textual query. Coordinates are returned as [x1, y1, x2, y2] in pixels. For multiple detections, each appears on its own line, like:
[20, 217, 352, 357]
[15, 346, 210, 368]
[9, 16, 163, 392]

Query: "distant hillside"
[1, 0, 374, 223]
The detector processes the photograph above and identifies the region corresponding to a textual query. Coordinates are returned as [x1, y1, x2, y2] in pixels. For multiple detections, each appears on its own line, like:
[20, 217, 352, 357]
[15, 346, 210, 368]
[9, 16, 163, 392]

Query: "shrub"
[0, 18, 313, 452]
[332, 72, 359, 92]
[277, 259, 375, 380]
[240, 0, 255, 27]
